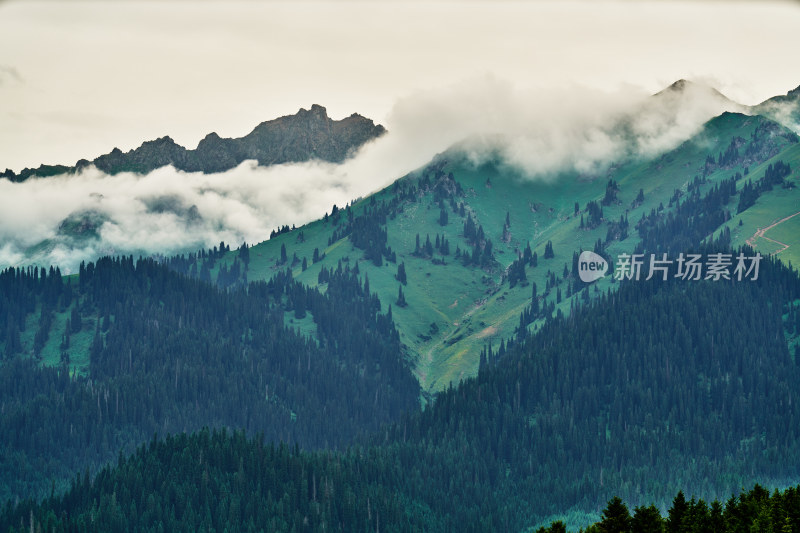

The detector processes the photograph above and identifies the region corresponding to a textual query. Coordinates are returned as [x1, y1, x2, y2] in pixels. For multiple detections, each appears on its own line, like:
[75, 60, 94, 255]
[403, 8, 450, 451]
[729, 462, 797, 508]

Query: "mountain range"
[1, 79, 800, 531]
[0, 104, 385, 181]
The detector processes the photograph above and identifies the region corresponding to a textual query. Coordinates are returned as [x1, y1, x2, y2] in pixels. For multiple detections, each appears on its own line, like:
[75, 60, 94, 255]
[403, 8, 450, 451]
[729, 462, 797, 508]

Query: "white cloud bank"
[0, 161, 365, 273]
[0, 77, 768, 272]
[419, 77, 746, 177]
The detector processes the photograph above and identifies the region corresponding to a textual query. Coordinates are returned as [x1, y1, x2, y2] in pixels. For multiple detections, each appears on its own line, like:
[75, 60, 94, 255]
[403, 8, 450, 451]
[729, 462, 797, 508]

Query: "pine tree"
[464, 216, 476, 242]
[396, 285, 407, 307]
[544, 241, 554, 259]
[396, 263, 407, 285]
[425, 235, 434, 257]
[666, 491, 689, 533]
[632, 504, 663, 533]
[598, 496, 632, 533]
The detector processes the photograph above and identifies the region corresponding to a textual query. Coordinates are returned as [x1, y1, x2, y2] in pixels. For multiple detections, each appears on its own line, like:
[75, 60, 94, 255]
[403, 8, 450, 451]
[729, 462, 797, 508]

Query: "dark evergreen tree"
[666, 491, 689, 533]
[396, 262, 407, 285]
[396, 285, 407, 307]
[544, 240, 554, 259]
[631, 504, 664, 533]
[598, 496, 632, 533]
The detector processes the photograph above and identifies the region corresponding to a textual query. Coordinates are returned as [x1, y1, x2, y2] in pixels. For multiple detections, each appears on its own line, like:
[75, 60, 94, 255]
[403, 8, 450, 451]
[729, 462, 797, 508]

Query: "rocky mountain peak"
[3, 106, 386, 181]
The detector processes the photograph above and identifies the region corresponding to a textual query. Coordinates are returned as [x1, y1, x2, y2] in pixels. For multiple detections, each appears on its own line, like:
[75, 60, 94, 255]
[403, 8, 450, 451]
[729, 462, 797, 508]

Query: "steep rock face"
[237, 104, 383, 166]
[2, 105, 386, 180]
[190, 132, 239, 173]
[93, 136, 191, 174]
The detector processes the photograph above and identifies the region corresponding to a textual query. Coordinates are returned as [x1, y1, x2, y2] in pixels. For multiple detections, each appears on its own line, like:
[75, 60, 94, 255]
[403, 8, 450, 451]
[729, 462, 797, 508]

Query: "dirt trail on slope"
[746, 210, 800, 255]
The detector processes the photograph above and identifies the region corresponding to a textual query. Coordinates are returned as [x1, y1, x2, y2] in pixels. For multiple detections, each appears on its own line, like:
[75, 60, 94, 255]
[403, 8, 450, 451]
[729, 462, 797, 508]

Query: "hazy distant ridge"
[1, 104, 386, 180]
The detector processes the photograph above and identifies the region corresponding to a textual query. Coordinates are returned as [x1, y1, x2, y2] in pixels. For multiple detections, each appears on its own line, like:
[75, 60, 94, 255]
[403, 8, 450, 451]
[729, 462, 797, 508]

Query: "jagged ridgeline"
[0, 257, 419, 503]
[1, 104, 385, 180]
[3, 254, 800, 531]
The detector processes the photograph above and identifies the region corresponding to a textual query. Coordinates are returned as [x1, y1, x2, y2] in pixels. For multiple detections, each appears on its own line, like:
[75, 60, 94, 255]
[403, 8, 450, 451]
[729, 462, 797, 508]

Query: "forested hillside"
[7, 429, 800, 532]
[3, 250, 799, 530]
[0, 257, 418, 502]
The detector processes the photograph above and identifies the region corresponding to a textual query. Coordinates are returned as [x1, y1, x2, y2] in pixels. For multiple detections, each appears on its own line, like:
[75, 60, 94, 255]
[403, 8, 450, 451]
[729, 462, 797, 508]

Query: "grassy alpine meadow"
[728, 143, 800, 267]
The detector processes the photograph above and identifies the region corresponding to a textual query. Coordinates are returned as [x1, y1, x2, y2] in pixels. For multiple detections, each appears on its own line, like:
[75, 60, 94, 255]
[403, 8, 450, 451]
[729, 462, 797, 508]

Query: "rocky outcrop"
[2, 105, 386, 181]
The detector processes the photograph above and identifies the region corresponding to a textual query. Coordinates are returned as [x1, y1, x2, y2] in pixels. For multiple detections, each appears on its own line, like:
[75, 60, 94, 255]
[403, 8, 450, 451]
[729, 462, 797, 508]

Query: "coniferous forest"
[6, 429, 800, 532]
[0, 257, 419, 503]
[2, 247, 800, 530]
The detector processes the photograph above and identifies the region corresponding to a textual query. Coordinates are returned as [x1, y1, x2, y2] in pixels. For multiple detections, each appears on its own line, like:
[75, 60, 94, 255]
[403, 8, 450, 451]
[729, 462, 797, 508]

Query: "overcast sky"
[1, 0, 800, 173]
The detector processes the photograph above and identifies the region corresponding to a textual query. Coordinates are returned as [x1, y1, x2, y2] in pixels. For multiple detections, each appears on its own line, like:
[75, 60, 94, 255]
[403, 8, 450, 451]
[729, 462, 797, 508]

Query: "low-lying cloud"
[757, 101, 800, 135]
[0, 77, 756, 272]
[401, 76, 745, 177]
[0, 161, 371, 273]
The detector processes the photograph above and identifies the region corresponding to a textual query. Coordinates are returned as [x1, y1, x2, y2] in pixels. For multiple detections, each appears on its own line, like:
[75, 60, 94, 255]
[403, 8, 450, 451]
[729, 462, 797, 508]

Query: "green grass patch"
[283, 310, 317, 340]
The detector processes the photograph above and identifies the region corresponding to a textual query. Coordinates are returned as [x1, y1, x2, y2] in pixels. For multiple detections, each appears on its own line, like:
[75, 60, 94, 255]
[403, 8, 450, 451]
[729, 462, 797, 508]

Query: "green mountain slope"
[231, 110, 800, 396]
